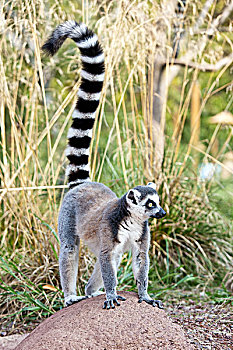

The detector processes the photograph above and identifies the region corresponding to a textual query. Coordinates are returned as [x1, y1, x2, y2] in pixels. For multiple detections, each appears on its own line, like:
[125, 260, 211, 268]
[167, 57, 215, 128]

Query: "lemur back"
[42, 21, 166, 310]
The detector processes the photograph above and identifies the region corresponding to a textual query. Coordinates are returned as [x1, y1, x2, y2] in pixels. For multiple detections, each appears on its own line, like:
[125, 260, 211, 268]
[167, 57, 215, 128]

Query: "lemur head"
[125, 182, 166, 220]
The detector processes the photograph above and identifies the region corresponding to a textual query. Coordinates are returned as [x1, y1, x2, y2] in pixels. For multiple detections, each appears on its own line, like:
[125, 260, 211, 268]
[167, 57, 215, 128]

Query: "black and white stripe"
[42, 20, 105, 188]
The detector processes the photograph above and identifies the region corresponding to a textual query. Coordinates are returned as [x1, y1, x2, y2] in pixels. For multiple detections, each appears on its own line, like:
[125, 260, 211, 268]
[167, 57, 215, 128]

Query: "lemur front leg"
[132, 237, 163, 309]
[99, 250, 126, 309]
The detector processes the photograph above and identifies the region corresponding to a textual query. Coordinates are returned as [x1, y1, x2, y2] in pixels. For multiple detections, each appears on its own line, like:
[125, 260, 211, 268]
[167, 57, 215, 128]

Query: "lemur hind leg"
[85, 260, 104, 297]
[58, 203, 87, 307]
[59, 235, 87, 306]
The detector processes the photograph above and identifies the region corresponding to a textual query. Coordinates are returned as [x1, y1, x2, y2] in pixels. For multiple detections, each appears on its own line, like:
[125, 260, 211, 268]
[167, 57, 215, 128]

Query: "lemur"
[42, 21, 166, 310]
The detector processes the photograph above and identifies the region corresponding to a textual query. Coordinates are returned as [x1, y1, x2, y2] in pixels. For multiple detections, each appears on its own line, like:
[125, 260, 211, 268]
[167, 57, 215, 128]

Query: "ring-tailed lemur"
[42, 21, 166, 310]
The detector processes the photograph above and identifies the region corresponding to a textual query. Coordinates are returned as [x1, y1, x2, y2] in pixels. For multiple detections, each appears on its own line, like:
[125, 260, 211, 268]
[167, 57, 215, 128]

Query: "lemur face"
[126, 183, 166, 220]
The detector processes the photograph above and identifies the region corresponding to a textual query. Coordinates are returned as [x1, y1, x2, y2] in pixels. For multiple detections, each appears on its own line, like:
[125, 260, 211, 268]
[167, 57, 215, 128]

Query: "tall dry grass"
[0, 0, 232, 330]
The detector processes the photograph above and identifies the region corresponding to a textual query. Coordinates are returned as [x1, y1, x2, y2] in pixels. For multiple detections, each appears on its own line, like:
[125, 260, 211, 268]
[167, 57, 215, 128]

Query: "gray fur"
[58, 182, 166, 309]
[43, 21, 166, 309]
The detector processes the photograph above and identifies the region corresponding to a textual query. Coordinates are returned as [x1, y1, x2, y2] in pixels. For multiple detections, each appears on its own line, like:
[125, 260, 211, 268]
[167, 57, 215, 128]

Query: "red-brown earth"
[1, 292, 232, 349]
[14, 292, 192, 350]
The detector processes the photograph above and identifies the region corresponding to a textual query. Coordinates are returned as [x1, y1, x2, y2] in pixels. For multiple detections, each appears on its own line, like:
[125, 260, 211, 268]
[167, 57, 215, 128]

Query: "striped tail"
[42, 21, 105, 188]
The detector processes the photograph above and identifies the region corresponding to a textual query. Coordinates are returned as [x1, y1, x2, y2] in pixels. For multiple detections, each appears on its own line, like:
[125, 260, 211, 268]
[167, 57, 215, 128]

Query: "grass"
[1, 250, 232, 334]
[0, 0, 233, 333]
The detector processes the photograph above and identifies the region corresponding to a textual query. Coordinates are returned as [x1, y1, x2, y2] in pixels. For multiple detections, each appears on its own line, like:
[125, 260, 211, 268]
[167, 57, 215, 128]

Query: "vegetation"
[0, 0, 232, 333]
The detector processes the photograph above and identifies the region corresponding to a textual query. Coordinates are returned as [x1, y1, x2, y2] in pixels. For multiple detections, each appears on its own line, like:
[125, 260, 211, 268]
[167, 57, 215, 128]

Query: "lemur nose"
[160, 208, 166, 217]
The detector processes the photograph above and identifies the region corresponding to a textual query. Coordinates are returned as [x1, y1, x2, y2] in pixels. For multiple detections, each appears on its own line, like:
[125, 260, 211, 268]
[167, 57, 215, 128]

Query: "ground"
[0, 299, 232, 349]
[167, 300, 233, 349]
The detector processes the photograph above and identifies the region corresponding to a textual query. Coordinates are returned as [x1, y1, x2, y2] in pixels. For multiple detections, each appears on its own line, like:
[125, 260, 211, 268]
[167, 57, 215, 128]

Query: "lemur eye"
[146, 200, 156, 209]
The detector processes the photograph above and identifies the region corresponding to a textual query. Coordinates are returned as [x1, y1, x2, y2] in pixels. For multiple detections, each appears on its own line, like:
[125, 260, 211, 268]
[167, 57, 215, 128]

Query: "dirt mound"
[15, 292, 192, 350]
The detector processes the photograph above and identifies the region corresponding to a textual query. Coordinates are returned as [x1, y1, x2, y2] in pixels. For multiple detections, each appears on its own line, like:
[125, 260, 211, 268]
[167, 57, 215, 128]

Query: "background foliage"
[0, 0, 232, 332]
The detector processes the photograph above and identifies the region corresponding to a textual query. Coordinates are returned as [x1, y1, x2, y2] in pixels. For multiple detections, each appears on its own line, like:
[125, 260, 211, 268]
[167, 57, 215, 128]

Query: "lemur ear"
[126, 189, 141, 205]
[147, 182, 157, 191]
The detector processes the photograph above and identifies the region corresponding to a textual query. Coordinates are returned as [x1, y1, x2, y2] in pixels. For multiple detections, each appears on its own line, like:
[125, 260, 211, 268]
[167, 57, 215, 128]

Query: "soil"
[14, 292, 192, 350]
[1, 293, 232, 350]
[167, 299, 233, 349]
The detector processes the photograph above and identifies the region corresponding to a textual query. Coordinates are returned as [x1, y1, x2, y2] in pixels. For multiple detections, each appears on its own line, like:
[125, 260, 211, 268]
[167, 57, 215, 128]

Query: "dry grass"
[0, 0, 232, 331]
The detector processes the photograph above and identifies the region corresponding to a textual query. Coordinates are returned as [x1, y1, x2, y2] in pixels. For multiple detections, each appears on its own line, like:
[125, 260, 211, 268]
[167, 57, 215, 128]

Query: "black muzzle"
[151, 207, 166, 219]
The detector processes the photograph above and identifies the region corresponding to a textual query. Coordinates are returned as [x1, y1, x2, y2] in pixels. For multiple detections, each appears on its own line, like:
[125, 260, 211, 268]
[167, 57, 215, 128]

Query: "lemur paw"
[138, 297, 163, 309]
[88, 291, 105, 297]
[103, 295, 126, 309]
[65, 294, 88, 307]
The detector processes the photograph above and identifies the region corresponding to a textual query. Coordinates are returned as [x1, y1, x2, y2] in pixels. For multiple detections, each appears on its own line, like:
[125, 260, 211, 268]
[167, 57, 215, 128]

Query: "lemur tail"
[42, 21, 105, 188]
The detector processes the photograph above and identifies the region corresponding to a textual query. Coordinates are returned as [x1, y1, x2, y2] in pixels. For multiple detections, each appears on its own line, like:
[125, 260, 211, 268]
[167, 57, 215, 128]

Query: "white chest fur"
[114, 218, 143, 255]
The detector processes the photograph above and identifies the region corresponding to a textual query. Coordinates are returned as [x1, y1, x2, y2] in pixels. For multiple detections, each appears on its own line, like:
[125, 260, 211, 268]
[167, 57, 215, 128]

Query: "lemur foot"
[65, 294, 88, 307]
[138, 297, 163, 309]
[103, 295, 126, 309]
[88, 291, 105, 298]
